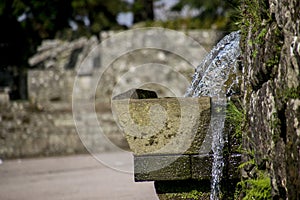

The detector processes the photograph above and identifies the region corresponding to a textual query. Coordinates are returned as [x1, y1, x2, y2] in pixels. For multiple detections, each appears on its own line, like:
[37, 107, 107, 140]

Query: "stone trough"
[112, 89, 240, 199]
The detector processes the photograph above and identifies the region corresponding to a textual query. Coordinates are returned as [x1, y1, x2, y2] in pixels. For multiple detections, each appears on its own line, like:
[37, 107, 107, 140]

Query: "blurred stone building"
[0, 29, 223, 158]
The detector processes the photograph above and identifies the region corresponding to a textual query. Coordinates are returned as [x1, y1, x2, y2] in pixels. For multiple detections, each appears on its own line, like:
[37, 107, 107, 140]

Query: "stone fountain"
[112, 31, 242, 200]
[112, 88, 240, 200]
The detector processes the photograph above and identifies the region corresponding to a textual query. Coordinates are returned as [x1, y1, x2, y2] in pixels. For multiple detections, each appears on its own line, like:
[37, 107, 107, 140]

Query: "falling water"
[185, 31, 241, 200]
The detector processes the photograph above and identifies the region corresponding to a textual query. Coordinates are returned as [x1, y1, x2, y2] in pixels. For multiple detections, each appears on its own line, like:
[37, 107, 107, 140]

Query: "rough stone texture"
[28, 70, 75, 104]
[29, 37, 98, 73]
[285, 99, 300, 197]
[0, 101, 129, 159]
[0, 102, 86, 158]
[241, 0, 300, 199]
[191, 154, 241, 180]
[112, 97, 211, 155]
[134, 155, 191, 181]
[134, 153, 241, 182]
[28, 37, 98, 105]
[190, 154, 213, 180]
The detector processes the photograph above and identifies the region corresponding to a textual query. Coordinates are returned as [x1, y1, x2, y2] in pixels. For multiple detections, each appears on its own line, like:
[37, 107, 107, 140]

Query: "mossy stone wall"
[240, 0, 300, 199]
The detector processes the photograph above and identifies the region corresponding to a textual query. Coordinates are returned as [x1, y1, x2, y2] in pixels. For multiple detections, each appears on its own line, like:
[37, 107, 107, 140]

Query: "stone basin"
[112, 97, 211, 156]
[112, 90, 240, 199]
[112, 89, 240, 180]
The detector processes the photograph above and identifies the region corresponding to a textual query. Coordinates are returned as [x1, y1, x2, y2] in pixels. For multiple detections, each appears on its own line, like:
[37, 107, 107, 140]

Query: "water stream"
[185, 31, 241, 200]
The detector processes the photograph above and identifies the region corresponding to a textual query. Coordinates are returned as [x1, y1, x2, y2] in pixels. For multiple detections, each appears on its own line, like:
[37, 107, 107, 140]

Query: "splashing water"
[185, 31, 241, 200]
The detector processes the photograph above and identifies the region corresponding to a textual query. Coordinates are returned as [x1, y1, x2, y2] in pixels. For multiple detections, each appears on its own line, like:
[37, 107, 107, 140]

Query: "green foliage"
[235, 149, 271, 199]
[235, 147, 271, 199]
[71, 0, 127, 34]
[0, 0, 130, 100]
[239, 0, 270, 48]
[237, 171, 272, 200]
[239, 0, 283, 84]
[137, 17, 228, 30]
[250, 27, 268, 59]
[132, 0, 154, 23]
[171, 0, 239, 19]
[256, 28, 267, 43]
[0, 0, 128, 68]
[226, 100, 245, 139]
[284, 86, 300, 100]
[170, 0, 240, 30]
[238, 159, 255, 170]
[1, 0, 128, 39]
[226, 100, 271, 199]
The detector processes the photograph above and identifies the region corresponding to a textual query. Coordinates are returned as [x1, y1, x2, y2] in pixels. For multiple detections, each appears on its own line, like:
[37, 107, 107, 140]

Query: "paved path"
[0, 152, 159, 200]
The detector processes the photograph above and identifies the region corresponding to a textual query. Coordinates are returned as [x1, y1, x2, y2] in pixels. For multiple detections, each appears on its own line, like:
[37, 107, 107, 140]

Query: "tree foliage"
[170, 0, 240, 29]
[0, 0, 128, 67]
[132, 0, 154, 23]
[0, 0, 128, 99]
[1, 0, 128, 39]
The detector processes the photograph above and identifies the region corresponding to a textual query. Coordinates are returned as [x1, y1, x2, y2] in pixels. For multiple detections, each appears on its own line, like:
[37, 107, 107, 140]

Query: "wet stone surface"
[134, 155, 191, 181]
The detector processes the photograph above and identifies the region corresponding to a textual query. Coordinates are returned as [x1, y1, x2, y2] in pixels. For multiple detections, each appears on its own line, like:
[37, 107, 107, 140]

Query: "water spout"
[185, 31, 241, 200]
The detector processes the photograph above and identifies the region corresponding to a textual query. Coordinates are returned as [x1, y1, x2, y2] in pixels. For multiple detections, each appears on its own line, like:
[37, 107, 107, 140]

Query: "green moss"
[252, 49, 258, 58]
[266, 55, 279, 67]
[275, 86, 300, 109]
[283, 86, 300, 100]
[266, 26, 282, 70]
[239, 0, 272, 52]
[256, 28, 267, 43]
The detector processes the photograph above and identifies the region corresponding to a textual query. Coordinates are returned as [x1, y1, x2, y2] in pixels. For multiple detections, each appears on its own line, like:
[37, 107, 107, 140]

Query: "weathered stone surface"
[191, 154, 212, 180]
[29, 37, 98, 73]
[112, 97, 211, 155]
[191, 154, 241, 180]
[0, 102, 86, 158]
[134, 153, 241, 182]
[0, 101, 130, 158]
[28, 70, 76, 104]
[28, 36, 98, 105]
[285, 99, 300, 198]
[241, 0, 300, 198]
[134, 155, 191, 181]
[112, 88, 158, 100]
[224, 154, 242, 180]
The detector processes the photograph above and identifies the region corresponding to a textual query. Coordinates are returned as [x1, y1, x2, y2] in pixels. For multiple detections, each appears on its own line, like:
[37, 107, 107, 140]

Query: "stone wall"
[241, 0, 299, 199]
[0, 102, 85, 158]
[0, 100, 129, 158]
[28, 37, 98, 104]
[0, 29, 223, 159]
